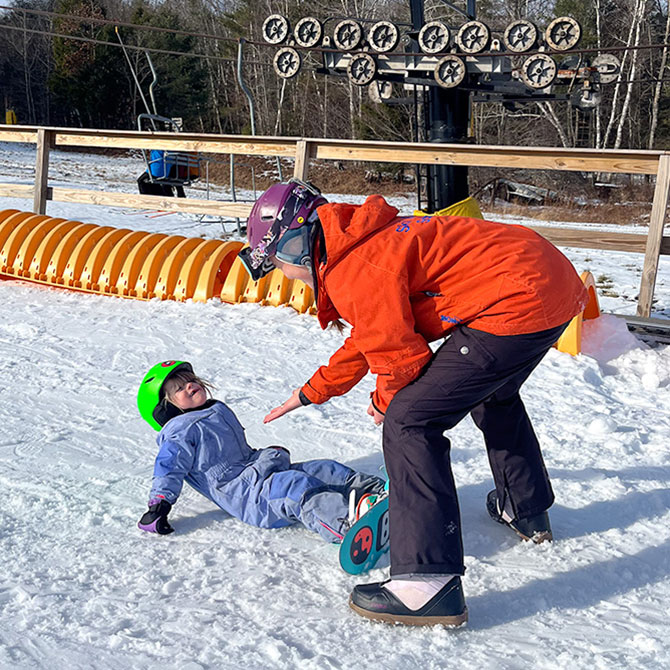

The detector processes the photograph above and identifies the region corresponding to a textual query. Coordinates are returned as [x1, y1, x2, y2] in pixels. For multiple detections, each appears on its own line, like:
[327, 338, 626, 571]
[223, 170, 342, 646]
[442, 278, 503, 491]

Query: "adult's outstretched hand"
[264, 388, 303, 423]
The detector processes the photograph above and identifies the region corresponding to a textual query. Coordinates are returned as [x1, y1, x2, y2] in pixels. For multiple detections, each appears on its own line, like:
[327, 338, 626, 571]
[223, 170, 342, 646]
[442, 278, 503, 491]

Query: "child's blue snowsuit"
[149, 400, 384, 542]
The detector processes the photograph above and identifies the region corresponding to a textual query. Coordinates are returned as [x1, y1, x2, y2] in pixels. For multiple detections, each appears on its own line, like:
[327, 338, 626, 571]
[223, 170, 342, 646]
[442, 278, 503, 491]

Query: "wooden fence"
[0, 124, 669, 318]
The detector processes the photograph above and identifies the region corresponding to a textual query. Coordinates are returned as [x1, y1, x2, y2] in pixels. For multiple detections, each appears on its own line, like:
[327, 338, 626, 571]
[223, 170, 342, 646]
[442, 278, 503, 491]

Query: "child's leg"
[345, 470, 387, 497]
[291, 459, 385, 496]
[262, 469, 351, 542]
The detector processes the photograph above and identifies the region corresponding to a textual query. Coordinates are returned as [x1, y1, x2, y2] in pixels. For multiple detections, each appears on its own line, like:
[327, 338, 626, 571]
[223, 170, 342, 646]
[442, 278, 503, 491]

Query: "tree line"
[1, 0, 669, 153]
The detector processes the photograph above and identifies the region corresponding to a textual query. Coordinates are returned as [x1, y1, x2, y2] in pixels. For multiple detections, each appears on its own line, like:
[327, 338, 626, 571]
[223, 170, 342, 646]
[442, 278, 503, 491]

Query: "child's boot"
[348, 486, 387, 525]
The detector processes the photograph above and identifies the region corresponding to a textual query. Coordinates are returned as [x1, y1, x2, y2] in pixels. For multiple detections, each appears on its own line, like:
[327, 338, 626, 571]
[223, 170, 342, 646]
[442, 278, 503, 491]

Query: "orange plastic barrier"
[0, 210, 315, 312]
[220, 248, 315, 314]
[0, 210, 242, 304]
[554, 271, 602, 355]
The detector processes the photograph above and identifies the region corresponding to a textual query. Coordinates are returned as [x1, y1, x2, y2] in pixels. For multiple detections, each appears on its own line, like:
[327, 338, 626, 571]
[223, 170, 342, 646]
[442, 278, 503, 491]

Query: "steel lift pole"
[410, 0, 472, 211]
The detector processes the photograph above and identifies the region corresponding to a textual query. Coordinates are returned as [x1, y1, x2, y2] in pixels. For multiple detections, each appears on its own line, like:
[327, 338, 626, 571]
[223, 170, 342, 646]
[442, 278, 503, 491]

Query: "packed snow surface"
[1, 143, 670, 669]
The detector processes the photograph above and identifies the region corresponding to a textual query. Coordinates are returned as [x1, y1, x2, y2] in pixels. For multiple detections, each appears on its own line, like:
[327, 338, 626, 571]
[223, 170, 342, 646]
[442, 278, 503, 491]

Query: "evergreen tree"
[129, 0, 208, 130]
[49, 0, 130, 127]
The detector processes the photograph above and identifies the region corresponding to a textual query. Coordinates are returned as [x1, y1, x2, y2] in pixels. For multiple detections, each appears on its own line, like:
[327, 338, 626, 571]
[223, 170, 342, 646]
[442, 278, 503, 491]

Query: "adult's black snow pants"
[382, 322, 568, 576]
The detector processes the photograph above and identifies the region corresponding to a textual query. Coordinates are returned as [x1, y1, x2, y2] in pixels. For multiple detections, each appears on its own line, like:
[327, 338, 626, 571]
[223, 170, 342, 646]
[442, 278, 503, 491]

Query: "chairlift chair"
[115, 28, 201, 198]
[136, 113, 200, 198]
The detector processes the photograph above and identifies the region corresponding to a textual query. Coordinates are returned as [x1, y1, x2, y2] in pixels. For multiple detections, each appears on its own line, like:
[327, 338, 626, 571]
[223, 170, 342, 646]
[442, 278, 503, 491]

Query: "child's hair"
[162, 369, 215, 405]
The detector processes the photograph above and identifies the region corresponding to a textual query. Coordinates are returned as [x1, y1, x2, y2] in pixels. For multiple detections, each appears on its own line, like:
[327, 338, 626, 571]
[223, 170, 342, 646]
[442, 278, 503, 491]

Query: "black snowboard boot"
[349, 577, 468, 627]
[486, 490, 552, 544]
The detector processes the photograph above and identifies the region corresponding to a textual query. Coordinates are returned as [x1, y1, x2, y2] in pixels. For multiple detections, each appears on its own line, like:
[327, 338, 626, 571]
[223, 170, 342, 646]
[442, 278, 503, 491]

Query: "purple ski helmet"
[238, 179, 327, 281]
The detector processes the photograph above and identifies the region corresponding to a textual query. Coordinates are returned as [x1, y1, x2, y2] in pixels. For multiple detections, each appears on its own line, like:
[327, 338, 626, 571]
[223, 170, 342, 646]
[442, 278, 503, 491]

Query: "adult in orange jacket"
[239, 179, 588, 626]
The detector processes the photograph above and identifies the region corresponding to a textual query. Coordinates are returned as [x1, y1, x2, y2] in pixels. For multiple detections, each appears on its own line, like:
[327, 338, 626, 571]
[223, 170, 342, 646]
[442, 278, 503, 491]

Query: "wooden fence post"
[637, 153, 670, 317]
[33, 128, 53, 215]
[293, 140, 311, 181]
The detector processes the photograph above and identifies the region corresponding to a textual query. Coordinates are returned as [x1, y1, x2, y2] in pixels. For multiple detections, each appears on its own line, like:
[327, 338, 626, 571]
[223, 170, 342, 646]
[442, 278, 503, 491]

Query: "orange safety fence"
[0, 209, 315, 311]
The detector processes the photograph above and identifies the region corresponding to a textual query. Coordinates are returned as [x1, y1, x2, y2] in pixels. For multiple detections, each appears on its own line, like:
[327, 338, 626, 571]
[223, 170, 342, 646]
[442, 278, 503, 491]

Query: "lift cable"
[0, 4, 239, 45]
[2, 4, 670, 61]
[2, 23, 670, 89]
[0, 23, 273, 66]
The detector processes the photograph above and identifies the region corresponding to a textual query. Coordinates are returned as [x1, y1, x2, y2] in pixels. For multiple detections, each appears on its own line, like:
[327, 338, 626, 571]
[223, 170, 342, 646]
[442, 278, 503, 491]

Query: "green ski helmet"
[137, 360, 193, 431]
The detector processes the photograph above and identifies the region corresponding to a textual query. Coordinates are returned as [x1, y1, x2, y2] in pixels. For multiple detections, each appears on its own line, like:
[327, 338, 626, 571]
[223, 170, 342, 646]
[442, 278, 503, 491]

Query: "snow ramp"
[0, 209, 315, 312]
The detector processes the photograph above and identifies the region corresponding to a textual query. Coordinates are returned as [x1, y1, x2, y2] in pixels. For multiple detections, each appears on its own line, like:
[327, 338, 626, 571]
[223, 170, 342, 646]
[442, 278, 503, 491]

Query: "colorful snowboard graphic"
[339, 496, 390, 574]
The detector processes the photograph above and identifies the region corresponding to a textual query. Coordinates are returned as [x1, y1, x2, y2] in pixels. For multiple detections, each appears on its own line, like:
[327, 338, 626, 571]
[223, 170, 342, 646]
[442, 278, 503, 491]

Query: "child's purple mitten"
[138, 497, 174, 534]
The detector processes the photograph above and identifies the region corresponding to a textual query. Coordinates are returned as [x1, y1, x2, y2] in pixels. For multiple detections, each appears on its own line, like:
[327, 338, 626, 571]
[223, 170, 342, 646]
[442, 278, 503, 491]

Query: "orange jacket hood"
[314, 195, 398, 328]
[317, 195, 399, 264]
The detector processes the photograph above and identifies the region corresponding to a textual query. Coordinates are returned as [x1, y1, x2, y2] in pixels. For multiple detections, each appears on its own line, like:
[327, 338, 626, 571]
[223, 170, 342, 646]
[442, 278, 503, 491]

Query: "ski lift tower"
[412, 0, 471, 211]
[261, 1, 621, 213]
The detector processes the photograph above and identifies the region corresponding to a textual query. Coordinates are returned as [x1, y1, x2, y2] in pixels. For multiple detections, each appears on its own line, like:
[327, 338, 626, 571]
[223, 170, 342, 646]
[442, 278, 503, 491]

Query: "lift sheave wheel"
[545, 17, 581, 51]
[571, 85, 601, 110]
[262, 14, 290, 44]
[591, 54, 621, 84]
[258, 11, 616, 111]
[368, 81, 393, 103]
[368, 21, 400, 53]
[333, 19, 363, 51]
[455, 20, 490, 54]
[347, 53, 377, 86]
[418, 21, 450, 54]
[294, 17, 323, 48]
[520, 53, 557, 89]
[503, 20, 537, 53]
[434, 54, 466, 88]
[273, 47, 302, 79]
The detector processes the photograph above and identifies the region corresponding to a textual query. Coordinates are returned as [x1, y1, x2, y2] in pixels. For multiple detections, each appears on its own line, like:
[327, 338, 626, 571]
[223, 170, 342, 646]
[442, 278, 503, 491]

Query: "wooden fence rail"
[0, 124, 668, 317]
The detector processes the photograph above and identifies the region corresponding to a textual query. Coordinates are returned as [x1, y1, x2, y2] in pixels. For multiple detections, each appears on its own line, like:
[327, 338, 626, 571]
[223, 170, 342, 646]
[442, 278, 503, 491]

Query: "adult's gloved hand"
[137, 497, 174, 534]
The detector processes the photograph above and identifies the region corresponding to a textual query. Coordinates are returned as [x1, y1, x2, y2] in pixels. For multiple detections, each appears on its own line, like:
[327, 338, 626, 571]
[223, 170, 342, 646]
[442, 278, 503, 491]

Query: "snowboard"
[339, 495, 390, 574]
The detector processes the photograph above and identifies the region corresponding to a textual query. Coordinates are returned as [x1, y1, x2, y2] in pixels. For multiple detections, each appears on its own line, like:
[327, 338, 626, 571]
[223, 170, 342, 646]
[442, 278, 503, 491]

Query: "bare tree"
[648, 0, 670, 149]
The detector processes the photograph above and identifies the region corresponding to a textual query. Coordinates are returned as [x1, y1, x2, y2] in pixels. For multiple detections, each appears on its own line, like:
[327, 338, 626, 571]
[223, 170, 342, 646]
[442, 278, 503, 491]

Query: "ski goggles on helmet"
[238, 180, 324, 281]
[273, 219, 316, 267]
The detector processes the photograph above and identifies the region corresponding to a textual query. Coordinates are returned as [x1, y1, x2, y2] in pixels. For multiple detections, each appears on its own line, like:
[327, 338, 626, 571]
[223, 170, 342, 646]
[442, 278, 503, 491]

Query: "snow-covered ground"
[1, 143, 670, 669]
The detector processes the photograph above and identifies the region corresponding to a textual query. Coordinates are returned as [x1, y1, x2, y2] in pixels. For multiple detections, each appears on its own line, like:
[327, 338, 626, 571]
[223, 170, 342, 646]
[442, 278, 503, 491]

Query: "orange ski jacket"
[300, 195, 588, 414]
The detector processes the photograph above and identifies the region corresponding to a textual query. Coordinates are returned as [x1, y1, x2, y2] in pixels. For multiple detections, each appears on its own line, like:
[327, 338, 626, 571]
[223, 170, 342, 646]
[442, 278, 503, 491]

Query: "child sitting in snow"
[136, 360, 385, 540]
